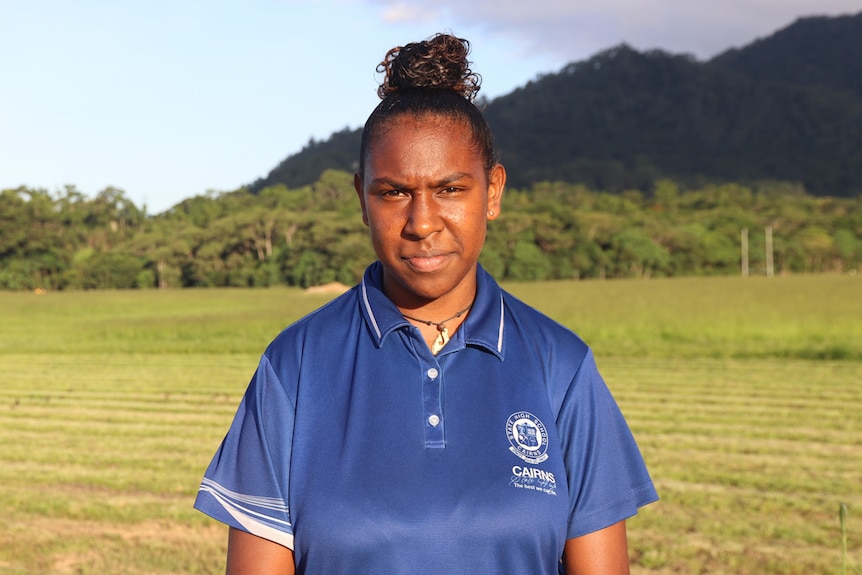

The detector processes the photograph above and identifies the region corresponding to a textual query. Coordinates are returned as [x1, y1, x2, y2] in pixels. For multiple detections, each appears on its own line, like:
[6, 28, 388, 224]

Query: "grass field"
[0, 274, 860, 574]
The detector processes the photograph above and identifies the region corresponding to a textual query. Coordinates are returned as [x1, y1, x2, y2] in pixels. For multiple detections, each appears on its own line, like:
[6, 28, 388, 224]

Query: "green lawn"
[0, 275, 859, 574]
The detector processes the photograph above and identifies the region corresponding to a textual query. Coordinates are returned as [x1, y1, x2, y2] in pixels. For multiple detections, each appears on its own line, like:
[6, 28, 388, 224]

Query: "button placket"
[422, 360, 444, 448]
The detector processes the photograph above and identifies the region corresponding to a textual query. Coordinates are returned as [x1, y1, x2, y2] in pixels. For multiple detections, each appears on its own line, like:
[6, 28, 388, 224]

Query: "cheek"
[367, 214, 401, 250]
[442, 200, 482, 226]
[454, 206, 488, 236]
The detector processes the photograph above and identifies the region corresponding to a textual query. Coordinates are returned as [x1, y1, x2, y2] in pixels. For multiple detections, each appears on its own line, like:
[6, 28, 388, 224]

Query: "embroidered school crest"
[506, 411, 549, 464]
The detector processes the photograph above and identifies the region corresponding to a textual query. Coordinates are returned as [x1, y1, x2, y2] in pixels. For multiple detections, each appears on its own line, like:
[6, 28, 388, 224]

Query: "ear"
[486, 163, 506, 221]
[354, 172, 369, 226]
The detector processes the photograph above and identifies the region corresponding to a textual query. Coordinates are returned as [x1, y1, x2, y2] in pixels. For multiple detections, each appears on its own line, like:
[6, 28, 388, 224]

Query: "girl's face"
[355, 114, 505, 310]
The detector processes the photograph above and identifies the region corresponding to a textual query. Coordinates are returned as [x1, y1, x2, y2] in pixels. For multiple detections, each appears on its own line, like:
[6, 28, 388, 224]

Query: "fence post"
[765, 226, 774, 277]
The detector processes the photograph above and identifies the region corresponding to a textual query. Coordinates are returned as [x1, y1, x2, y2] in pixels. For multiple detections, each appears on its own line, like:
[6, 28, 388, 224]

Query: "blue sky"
[2, 0, 859, 214]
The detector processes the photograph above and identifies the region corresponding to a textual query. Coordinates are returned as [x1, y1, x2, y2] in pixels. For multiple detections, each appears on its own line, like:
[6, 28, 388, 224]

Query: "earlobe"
[354, 172, 370, 227]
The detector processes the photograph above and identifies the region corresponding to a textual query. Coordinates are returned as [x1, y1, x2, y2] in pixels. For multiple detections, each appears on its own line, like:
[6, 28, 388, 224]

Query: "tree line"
[2, 170, 861, 291]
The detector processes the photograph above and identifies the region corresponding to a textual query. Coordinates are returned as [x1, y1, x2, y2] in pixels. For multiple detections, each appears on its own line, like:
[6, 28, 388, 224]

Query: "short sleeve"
[194, 355, 296, 549]
[557, 350, 658, 539]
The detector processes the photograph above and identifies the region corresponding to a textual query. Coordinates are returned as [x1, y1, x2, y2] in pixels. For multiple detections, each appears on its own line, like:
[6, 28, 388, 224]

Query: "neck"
[400, 300, 474, 355]
[401, 302, 473, 328]
[381, 266, 478, 320]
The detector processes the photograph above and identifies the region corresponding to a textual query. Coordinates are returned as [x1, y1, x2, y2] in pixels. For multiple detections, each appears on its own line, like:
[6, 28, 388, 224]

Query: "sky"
[2, 1, 860, 214]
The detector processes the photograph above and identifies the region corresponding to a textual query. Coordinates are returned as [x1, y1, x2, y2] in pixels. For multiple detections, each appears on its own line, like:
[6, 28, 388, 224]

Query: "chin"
[388, 272, 454, 302]
[401, 280, 451, 302]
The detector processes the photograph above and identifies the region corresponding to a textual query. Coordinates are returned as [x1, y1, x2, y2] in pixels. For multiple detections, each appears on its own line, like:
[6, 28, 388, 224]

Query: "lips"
[402, 252, 451, 273]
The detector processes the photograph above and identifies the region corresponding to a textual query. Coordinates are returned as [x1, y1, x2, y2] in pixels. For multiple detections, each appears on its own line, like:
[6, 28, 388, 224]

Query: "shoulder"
[475, 265, 590, 363]
[263, 286, 362, 363]
[501, 289, 590, 360]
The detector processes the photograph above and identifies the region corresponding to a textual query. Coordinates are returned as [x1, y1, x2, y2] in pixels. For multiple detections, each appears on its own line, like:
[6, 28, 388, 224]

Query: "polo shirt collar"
[359, 261, 505, 360]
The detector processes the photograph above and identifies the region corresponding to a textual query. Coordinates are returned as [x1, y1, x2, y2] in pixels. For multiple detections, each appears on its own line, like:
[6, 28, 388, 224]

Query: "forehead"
[365, 114, 483, 179]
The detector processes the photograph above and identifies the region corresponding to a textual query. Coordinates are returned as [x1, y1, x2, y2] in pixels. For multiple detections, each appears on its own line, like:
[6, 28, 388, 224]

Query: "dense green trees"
[2, 172, 860, 290]
[0, 186, 147, 290]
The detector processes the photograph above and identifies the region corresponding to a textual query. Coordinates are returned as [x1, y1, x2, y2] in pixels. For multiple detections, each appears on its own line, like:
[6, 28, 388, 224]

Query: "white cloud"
[363, 0, 862, 63]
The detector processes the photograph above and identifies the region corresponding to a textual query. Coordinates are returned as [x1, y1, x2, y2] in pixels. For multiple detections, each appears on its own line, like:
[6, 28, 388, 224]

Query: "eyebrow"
[369, 172, 476, 189]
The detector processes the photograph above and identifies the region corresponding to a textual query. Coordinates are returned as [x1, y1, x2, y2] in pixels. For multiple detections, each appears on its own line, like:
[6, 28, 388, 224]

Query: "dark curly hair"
[358, 34, 498, 177]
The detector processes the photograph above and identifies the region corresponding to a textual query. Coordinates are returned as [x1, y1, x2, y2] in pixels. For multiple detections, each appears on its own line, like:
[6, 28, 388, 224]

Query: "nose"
[404, 193, 442, 239]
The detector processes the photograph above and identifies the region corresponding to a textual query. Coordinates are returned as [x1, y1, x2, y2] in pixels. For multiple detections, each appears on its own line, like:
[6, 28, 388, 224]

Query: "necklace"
[402, 303, 473, 355]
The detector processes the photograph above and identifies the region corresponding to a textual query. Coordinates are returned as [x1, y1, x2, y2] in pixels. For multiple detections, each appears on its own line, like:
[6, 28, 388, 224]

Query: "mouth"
[402, 252, 450, 273]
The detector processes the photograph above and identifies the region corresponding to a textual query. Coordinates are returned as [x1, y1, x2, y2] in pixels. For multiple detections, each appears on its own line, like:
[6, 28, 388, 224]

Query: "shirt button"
[427, 368, 439, 379]
[428, 414, 441, 427]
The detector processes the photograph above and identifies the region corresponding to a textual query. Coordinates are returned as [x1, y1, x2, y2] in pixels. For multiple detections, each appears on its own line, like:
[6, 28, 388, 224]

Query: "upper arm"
[562, 520, 630, 575]
[226, 527, 295, 575]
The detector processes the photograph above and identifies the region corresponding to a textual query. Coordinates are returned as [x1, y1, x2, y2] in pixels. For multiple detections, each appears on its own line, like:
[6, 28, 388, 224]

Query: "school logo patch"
[506, 411, 549, 464]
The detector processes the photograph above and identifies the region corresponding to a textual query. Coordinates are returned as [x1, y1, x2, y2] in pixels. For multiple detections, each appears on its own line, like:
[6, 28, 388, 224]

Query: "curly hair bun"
[377, 33, 481, 101]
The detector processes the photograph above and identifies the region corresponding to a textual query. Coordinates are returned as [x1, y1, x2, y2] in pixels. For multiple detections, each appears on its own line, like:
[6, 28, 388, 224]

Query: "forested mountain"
[250, 11, 862, 198]
[249, 128, 361, 195]
[710, 12, 862, 99]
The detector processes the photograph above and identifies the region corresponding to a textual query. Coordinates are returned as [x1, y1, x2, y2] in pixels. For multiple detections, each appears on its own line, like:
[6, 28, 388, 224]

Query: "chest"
[287, 337, 570, 573]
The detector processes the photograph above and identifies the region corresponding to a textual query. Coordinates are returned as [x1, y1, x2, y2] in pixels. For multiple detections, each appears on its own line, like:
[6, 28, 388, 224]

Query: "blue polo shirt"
[195, 262, 657, 574]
